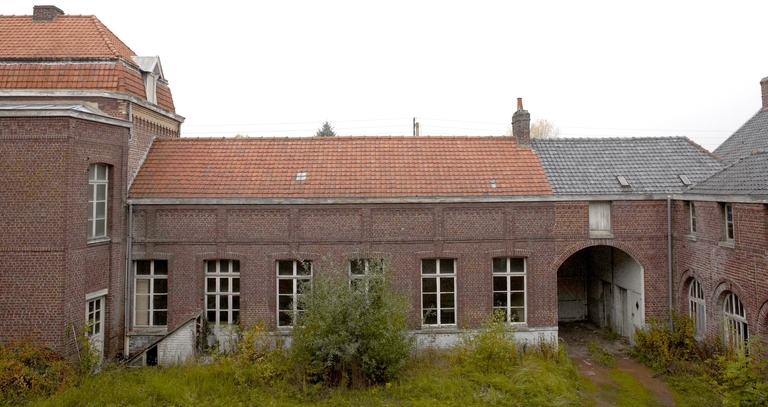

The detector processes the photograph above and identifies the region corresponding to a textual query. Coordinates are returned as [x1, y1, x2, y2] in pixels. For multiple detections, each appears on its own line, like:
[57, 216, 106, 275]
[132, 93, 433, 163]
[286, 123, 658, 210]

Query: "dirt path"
[560, 322, 677, 407]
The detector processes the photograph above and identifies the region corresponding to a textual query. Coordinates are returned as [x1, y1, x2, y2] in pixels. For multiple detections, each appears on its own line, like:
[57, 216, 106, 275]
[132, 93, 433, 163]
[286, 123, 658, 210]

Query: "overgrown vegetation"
[291, 259, 414, 387]
[0, 340, 76, 405]
[630, 312, 768, 406]
[587, 340, 617, 367]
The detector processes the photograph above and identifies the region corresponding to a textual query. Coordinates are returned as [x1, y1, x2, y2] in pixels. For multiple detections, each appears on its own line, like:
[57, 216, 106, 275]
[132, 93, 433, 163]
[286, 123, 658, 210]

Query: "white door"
[86, 297, 105, 361]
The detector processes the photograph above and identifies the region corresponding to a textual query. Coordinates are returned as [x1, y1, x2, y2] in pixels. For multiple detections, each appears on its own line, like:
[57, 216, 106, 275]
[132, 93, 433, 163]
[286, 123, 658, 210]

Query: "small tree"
[506, 118, 560, 139]
[315, 121, 336, 137]
[291, 259, 413, 388]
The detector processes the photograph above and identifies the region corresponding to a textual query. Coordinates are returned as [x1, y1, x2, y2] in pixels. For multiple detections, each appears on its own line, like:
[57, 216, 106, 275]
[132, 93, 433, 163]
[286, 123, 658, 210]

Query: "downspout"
[667, 196, 673, 328]
[124, 202, 133, 357]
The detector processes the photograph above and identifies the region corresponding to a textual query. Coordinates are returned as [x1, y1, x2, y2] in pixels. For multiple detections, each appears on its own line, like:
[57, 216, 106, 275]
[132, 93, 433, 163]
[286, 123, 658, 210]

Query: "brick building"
[1, 5, 766, 366]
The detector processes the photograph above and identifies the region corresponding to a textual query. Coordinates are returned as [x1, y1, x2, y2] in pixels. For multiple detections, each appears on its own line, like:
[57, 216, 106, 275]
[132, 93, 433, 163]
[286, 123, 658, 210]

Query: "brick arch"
[550, 240, 647, 274]
[710, 279, 750, 332]
[757, 300, 768, 338]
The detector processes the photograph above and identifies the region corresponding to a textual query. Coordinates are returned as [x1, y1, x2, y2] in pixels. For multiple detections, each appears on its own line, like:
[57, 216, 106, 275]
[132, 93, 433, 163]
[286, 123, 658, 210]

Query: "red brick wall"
[674, 200, 768, 341]
[131, 200, 672, 333]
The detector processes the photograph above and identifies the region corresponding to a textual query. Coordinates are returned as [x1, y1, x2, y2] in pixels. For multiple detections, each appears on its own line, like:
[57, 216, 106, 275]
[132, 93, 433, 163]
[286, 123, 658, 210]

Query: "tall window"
[688, 279, 705, 337]
[134, 260, 168, 326]
[277, 260, 311, 327]
[724, 204, 734, 241]
[421, 259, 456, 326]
[723, 292, 748, 350]
[206, 260, 240, 326]
[493, 258, 526, 323]
[88, 164, 108, 239]
[689, 202, 697, 234]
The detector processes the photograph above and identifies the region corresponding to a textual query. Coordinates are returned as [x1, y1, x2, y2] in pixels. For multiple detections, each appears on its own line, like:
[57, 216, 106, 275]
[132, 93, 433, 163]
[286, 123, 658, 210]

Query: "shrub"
[718, 338, 768, 407]
[630, 312, 696, 371]
[229, 321, 290, 386]
[291, 259, 414, 387]
[0, 340, 76, 403]
[451, 310, 518, 374]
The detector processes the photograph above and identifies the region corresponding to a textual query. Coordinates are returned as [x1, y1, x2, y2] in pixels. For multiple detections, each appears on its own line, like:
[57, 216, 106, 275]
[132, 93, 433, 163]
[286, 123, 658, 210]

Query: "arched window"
[723, 292, 748, 350]
[688, 279, 705, 337]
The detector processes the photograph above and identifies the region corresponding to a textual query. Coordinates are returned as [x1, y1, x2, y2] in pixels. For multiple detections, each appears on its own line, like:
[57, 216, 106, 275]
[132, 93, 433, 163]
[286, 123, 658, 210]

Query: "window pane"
[136, 280, 150, 294]
[510, 258, 525, 273]
[423, 310, 437, 325]
[279, 311, 292, 326]
[493, 292, 507, 306]
[136, 261, 151, 275]
[232, 295, 240, 310]
[439, 277, 454, 293]
[207, 261, 216, 273]
[510, 276, 524, 291]
[95, 202, 106, 218]
[297, 261, 311, 276]
[441, 310, 455, 324]
[153, 311, 167, 325]
[135, 294, 150, 311]
[207, 311, 216, 322]
[440, 293, 455, 308]
[422, 294, 437, 309]
[232, 278, 240, 293]
[153, 294, 167, 310]
[510, 308, 525, 323]
[278, 295, 292, 310]
[96, 164, 107, 180]
[232, 260, 240, 273]
[95, 219, 105, 236]
[422, 259, 437, 274]
[96, 184, 106, 201]
[218, 295, 228, 310]
[87, 220, 94, 238]
[493, 258, 507, 273]
[351, 259, 365, 275]
[154, 261, 168, 275]
[278, 261, 293, 275]
[510, 292, 524, 307]
[135, 309, 149, 326]
[87, 202, 94, 220]
[297, 279, 310, 294]
[154, 279, 168, 294]
[88, 165, 95, 181]
[233, 311, 240, 324]
[207, 278, 216, 293]
[440, 259, 455, 273]
[220, 311, 229, 324]
[220, 279, 229, 293]
[278, 279, 293, 294]
[207, 295, 216, 309]
[422, 278, 437, 293]
[493, 276, 507, 291]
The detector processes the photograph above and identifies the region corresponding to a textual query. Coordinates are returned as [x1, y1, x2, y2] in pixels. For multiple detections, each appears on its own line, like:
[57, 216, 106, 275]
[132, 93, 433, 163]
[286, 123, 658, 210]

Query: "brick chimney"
[512, 98, 531, 148]
[761, 76, 768, 109]
[33, 5, 64, 22]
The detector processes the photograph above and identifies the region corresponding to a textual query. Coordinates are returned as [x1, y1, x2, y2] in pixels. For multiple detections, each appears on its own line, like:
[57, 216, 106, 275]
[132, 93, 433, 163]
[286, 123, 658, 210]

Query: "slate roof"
[531, 137, 724, 195]
[713, 108, 768, 164]
[685, 152, 768, 196]
[0, 13, 176, 112]
[129, 136, 553, 199]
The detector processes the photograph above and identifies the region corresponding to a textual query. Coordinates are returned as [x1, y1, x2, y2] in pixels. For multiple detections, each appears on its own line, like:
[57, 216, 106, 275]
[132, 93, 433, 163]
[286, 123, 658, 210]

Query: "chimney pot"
[512, 97, 531, 148]
[33, 5, 64, 22]
[761, 76, 768, 109]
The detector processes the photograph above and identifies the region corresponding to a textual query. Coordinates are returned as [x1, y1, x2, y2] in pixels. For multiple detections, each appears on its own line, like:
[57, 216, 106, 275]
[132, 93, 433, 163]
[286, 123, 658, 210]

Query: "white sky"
[7, 1, 768, 151]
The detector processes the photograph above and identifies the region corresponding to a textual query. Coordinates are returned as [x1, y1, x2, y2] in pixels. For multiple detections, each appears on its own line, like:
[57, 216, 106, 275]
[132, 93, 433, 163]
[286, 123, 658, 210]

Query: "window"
[589, 202, 612, 238]
[206, 260, 240, 326]
[134, 260, 168, 327]
[688, 279, 705, 337]
[724, 204, 734, 241]
[88, 164, 108, 240]
[277, 260, 311, 327]
[421, 259, 456, 326]
[493, 258, 526, 323]
[723, 292, 748, 350]
[689, 202, 697, 234]
[86, 297, 103, 338]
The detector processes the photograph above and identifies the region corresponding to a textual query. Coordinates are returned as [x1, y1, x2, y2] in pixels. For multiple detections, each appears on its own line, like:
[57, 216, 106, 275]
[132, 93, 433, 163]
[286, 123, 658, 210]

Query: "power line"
[184, 118, 410, 127]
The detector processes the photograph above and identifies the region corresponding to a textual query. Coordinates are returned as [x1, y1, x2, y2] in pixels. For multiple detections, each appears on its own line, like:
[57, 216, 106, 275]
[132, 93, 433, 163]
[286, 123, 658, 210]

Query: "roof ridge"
[681, 136, 722, 162]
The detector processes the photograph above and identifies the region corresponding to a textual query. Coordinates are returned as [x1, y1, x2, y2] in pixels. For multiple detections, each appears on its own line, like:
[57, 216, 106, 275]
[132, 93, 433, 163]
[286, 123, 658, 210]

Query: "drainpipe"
[124, 202, 133, 357]
[667, 196, 673, 328]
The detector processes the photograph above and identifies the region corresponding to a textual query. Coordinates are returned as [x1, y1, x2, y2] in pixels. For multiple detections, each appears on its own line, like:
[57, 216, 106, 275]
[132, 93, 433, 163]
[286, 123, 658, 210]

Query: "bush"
[291, 259, 414, 387]
[0, 340, 76, 403]
[630, 312, 696, 371]
[718, 338, 768, 407]
[229, 322, 290, 386]
[451, 310, 518, 374]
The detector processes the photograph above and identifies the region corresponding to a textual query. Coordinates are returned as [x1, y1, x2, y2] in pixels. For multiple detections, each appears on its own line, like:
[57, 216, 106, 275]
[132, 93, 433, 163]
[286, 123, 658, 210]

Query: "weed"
[587, 341, 617, 367]
[0, 340, 76, 404]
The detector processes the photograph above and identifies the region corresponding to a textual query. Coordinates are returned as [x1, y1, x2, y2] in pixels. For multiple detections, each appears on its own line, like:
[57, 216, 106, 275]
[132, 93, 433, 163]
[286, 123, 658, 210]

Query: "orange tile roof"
[0, 15, 136, 60]
[130, 136, 553, 199]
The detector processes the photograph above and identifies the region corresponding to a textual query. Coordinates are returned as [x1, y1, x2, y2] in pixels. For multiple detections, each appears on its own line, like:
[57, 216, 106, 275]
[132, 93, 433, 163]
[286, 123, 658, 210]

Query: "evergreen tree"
[315, 121, 337, 137]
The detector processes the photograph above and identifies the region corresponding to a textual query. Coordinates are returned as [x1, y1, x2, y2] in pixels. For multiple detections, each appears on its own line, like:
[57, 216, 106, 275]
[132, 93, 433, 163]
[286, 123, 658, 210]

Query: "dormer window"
[143, 73, 157, 104]
[132, 56, 165, 105]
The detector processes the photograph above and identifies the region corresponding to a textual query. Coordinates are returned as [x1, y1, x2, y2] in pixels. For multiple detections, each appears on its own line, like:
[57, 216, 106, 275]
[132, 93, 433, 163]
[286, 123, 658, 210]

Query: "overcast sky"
[8, 1, 768, 151]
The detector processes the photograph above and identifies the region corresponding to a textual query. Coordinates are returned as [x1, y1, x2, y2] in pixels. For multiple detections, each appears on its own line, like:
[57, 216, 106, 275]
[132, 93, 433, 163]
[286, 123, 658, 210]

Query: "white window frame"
[421, 258, 456, 327]
[688, 279, 705, 338]
[689, 202, 697, 234]
[88, 164, 108, 240]
[723, 292, 748, 350]
[86, 296, 104, 338]
[276, 260, 312, 327]
[134, 260, 168, 327]
[205, 260, 240, 326]
[724, 203, 734, 241]
[492, 258, 527, 324]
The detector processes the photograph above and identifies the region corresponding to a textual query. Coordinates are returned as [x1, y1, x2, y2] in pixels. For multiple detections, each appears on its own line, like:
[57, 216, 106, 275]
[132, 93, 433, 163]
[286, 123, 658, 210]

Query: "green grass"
[587, 341, 617, 367]
[27, 347, 587, 407]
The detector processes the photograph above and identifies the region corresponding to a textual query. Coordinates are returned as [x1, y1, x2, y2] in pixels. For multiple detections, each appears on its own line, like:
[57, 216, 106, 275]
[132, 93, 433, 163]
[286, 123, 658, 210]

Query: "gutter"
[124, 202, 133, 357]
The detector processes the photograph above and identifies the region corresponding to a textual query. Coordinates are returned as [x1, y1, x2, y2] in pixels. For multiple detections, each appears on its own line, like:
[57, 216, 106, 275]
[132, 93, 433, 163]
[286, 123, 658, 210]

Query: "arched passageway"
[557, 246, 644, 343]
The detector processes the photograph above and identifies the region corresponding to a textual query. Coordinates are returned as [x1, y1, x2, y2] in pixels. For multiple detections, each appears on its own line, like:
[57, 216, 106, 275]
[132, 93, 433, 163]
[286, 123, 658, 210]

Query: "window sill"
[718, 240, 734, 249]
[87, 237, 111, 246]
[589, 231, 614, 239]
[129, 327, 167, 335]
[684, 234, 697, 242]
